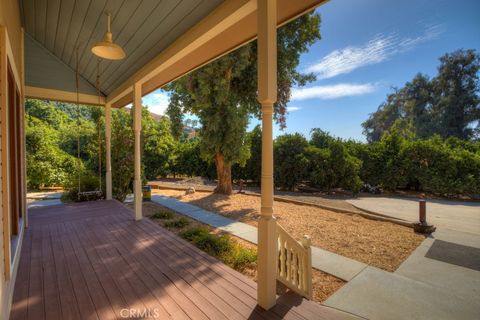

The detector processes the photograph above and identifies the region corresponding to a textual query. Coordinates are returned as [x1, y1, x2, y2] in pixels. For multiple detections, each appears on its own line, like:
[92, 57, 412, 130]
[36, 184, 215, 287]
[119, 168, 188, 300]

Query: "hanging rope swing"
[75, 48, 103, 201]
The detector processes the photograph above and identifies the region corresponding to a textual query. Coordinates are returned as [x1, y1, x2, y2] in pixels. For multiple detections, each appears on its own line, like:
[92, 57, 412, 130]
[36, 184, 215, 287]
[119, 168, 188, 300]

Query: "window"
[6, 61, 24, 262]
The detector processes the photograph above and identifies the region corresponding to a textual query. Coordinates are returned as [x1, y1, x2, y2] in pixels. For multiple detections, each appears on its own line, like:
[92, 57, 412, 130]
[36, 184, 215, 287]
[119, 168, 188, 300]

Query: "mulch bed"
[153, 189, 425, 272]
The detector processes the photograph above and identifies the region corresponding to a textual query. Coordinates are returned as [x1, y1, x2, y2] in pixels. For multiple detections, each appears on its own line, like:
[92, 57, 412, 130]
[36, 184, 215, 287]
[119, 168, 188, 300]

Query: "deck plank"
[103, 214, 272, 320]
[11, 200, 356, 320]
[54, 223, 100, 320]
[47, 223, 82, 320]
[40, 226, 62, 320]
[64, 220, 146, 320]
[70, 220, 174, 320]
[91, 215, 215, 320]
[27, 225, 45, 320]
[10, 227, 32, 320]
[96, 215, 248, 320]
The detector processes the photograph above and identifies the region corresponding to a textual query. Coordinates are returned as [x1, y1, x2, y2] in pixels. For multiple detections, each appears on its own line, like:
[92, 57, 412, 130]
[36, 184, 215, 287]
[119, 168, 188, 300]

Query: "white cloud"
[306, 24, 443, 79]
[287, 106, 301, 112]
[291, 83, 377, 101]
[142, 91, 170, 115]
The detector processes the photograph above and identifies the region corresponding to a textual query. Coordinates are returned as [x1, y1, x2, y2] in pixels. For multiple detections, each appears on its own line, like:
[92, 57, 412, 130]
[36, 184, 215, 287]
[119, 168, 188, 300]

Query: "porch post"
[105, 102, 112, 200]
[133, 82, 142, 220]
[257, 0, 277, 310]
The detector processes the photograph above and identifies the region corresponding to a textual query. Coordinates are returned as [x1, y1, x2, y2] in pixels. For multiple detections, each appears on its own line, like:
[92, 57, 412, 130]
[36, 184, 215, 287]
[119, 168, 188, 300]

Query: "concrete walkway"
[27, 191, 63, 208]
[325, 228, 480, 319]
[347, 197, 480, 235]
[26, 191, 63, 199]
[151, 195, 367, 281]
[27, 199, 63, 208]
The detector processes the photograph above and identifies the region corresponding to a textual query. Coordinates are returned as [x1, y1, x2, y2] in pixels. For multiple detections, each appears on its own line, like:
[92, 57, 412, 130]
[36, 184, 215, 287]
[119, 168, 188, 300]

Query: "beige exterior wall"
[0, 0, 25, 318]
[0, 0, 22, 79]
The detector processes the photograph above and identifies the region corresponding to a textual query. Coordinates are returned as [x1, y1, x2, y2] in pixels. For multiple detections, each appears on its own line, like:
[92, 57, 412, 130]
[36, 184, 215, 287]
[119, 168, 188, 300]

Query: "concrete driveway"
[347, 197, 480, 235]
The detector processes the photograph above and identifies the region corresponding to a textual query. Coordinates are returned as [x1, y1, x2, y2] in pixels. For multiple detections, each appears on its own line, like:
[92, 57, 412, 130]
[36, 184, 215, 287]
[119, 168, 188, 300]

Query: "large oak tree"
[166, 12, 321, 194]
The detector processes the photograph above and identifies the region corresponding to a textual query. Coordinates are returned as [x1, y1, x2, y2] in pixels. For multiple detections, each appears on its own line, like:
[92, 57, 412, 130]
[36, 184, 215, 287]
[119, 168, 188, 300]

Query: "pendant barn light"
[91, 13, 126, 60]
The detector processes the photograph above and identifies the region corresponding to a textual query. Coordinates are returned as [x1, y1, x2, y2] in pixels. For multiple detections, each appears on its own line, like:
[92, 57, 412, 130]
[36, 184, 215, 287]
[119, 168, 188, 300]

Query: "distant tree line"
[362, 49, 479, 142]
[266, 128, 479, 197]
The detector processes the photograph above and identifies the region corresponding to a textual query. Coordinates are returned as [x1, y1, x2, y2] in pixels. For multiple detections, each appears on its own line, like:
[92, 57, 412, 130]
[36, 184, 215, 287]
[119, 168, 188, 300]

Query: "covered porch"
[1, 0, 334, 317]
[10, 200, 353, 320]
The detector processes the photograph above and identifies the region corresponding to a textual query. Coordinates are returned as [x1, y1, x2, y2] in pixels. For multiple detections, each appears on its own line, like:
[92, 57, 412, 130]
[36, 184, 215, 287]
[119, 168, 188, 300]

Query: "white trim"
[25, 85, 106, 106]
[107, 0, 256, 104]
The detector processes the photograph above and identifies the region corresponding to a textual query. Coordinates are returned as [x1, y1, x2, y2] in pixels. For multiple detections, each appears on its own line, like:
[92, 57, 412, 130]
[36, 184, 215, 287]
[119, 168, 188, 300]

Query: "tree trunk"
[214, 152, 232, 195]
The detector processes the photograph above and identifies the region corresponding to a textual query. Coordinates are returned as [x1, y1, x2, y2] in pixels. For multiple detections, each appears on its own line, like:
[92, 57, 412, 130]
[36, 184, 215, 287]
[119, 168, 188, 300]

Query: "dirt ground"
[153, 189, 425, 272]
[127, 201, 345, 303]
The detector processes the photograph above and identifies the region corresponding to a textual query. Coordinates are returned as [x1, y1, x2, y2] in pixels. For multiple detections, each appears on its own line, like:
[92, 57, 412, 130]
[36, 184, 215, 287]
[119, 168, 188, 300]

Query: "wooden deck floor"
[10, 200, 356, 320]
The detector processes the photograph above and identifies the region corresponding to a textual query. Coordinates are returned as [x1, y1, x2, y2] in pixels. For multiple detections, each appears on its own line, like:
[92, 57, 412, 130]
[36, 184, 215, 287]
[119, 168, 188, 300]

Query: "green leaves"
[274, 133, 310, 191]
[351, 131, 480, 197]
[26, 100, 84, 189]
[271, 130, 363, 193]
[363, 49, 480, 142]
[165, 12, 321, 193]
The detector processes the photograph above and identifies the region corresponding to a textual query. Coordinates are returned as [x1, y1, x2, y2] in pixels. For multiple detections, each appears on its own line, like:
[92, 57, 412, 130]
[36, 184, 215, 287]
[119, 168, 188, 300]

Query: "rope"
[76, 48, 81, 199]
[75, 52, 104, 200]
[96, 59, 102, 192]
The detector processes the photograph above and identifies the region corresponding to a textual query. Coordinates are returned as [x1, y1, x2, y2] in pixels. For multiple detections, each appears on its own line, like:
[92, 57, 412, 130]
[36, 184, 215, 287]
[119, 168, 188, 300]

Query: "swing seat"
[77, 190, 103, 201]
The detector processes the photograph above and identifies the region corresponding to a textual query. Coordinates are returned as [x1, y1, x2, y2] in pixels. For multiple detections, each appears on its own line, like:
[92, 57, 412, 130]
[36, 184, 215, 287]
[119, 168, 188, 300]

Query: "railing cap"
[301, 235, 311, 248]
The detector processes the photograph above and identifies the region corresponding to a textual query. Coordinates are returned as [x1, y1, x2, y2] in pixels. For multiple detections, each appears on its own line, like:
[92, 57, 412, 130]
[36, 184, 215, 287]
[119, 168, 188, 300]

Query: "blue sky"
[142, 0, 480, 142]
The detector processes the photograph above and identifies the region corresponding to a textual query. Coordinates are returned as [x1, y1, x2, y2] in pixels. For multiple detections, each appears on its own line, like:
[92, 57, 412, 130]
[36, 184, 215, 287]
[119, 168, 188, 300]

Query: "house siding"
[0, 0, 24, 317]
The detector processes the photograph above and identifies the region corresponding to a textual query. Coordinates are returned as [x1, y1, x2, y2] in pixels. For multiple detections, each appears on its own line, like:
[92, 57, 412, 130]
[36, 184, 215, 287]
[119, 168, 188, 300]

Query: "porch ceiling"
[20, 0, 327, 106]
[20, 0, 224, 96]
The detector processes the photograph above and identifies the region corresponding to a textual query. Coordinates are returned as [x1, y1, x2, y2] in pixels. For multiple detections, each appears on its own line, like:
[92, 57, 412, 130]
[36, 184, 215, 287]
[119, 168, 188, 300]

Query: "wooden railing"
[276, 224, 312, 299]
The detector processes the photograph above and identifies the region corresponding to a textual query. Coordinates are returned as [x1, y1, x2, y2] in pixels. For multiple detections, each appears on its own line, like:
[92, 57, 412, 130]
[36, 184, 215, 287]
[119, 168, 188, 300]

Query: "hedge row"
[172, 128, 480, 198]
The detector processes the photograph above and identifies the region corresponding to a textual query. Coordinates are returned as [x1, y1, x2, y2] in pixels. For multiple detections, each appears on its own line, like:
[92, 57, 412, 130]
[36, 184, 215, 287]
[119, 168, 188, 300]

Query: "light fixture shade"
[91, 14, 126, 60]
[92, 36, 126, 60]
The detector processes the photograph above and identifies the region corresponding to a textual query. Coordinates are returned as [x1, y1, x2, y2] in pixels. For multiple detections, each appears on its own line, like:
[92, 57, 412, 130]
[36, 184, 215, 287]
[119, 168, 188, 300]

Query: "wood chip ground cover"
[153, 189, 425, 272]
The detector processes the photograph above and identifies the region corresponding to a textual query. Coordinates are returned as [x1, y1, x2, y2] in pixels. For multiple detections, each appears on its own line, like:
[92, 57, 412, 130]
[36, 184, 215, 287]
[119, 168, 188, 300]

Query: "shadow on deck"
[10, 200, 355, 320]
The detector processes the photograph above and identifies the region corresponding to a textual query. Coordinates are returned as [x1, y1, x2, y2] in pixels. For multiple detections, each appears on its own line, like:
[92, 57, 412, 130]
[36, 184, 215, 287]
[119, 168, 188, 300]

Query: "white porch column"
[133, 82, 142, 220]
[257, 0, 277, 310]
[105, 102, 112, 200]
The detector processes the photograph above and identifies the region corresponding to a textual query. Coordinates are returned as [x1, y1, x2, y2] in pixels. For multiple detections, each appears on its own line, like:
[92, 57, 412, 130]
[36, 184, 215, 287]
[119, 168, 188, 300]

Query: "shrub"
[239, 125, 262, 185]
[379, 131, 407, 191]
[310, 128, 336, 149]
[181, 227, 232, 257]
[225, 245, 257, 270]
[400, 137, 480, 197]
[274, 133, 310, 191]
[306, 141, 363, 194]
[151, 211, 174, 220]
[164, 217, 190, 229]
[181, 226, 209, 241]
[347, 141, 386, 187]
[181, 226, 258, 271]
[305, 146, 333, 189]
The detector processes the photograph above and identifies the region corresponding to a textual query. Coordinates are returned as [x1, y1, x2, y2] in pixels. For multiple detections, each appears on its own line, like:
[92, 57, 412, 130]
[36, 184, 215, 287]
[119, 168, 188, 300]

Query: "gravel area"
[150, 179, 363, 213]
[126, 201, 345, 303]
[153, 189, 425, 272]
